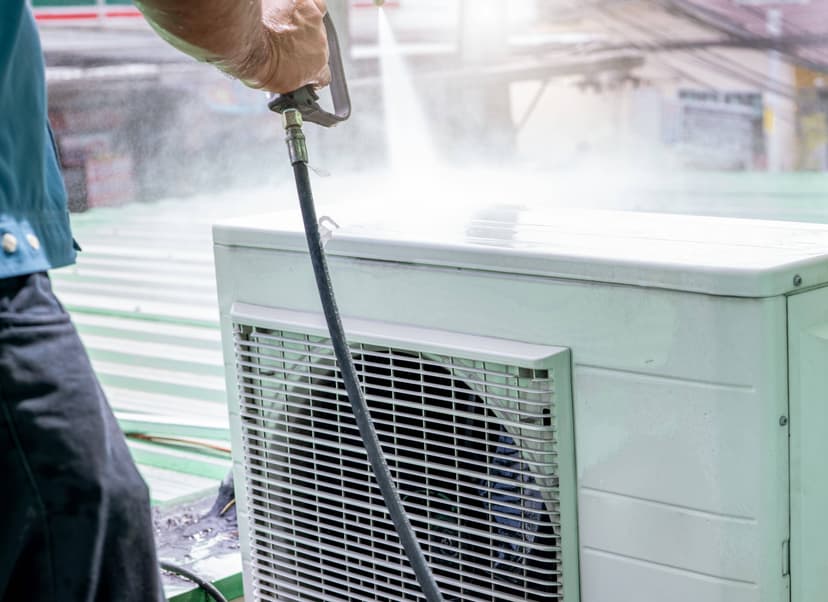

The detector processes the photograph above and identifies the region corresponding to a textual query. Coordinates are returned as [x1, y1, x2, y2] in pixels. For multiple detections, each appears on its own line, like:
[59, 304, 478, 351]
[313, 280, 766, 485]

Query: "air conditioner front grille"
[234, 322, 567, 602]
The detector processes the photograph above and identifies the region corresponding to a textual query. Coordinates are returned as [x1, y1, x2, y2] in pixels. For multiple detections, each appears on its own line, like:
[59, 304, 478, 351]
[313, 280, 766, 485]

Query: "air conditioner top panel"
[213, 202, 828, 297]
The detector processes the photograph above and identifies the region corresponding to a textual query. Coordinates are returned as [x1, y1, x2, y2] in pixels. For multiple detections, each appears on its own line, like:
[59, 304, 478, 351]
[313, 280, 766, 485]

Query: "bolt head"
[793, 274, 803, 287]
[780, 416, 789, 427]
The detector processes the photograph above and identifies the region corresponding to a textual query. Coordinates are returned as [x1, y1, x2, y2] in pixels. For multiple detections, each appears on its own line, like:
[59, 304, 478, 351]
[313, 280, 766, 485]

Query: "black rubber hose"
[292, 161, 445, 602]
[160, 561, 229, 602]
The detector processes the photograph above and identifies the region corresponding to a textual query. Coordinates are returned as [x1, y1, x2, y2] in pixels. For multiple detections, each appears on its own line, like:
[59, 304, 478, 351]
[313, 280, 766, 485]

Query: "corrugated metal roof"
[53, 202, 227, 503]
[53, 189, 286, 496]
[51, 187, 288, 601]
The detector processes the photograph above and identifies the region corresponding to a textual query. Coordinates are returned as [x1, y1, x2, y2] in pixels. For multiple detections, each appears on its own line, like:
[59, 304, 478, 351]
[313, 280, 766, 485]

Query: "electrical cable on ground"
[125, 432, 232, 454]
[219, 498, 236, 516]
[160, 561, 229, 602]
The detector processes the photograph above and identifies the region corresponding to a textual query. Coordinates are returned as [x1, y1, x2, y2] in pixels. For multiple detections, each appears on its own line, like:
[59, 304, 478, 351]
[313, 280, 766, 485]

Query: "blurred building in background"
[30, 0, 828, 210]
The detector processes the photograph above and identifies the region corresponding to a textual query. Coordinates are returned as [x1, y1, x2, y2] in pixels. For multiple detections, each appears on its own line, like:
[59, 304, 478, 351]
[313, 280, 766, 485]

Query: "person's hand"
[252, 0, 331, 93]
[135, 0, 331, 93]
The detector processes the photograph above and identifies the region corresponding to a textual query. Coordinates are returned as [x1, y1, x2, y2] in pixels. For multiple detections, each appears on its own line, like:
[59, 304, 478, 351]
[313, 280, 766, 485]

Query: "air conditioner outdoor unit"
[214, 202, 828, 602]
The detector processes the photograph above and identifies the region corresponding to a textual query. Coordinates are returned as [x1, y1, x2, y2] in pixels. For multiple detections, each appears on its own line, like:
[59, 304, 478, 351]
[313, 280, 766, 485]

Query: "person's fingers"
[254, 0, 330, 93]
[314, 64, 332, 88]
[311, 0, 328, 15]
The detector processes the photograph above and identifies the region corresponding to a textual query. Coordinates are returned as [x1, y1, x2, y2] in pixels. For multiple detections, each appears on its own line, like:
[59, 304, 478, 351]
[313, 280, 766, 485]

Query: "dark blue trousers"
[0, 273, 163, 601]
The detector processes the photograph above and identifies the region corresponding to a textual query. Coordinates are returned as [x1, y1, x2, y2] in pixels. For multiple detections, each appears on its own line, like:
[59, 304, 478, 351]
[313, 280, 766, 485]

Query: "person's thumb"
[315, 64, 332, 88]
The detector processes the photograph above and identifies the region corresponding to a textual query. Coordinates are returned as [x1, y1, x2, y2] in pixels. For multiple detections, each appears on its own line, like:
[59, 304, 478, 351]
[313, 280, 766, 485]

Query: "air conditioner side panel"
[215, 244, 790, 602]
[788, 285, 828, 602]
[581, 550, 760, 602]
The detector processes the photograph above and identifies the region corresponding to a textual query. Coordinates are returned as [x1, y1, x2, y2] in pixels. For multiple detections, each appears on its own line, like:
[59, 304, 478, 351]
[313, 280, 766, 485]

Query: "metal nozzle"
[281, 108, 303, 130]
[374, 0, 385, 6]
[282, 109, 309, 165]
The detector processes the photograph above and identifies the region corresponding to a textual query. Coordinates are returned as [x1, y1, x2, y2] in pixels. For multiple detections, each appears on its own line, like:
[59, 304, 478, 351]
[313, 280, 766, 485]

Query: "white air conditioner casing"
[214, 201, 828, 602]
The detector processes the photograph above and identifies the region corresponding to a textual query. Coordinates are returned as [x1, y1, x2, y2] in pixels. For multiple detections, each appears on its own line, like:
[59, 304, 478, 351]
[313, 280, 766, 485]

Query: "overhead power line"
[595, 0, 800, 99]
[658, 0, 828, 72]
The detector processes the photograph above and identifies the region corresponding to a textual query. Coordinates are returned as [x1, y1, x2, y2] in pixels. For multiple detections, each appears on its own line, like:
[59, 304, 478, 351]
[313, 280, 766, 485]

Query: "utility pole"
[765, 7, 785, 171]
[735, 0, 804, 171]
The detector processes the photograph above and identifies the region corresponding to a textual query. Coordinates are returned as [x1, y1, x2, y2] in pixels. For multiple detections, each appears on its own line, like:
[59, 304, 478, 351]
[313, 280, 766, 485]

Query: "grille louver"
[233, 317, 574, 602]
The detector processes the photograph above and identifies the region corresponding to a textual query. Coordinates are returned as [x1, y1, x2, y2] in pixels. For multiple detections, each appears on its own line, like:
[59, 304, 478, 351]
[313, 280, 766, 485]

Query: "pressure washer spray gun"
[266, 6, 445, 602]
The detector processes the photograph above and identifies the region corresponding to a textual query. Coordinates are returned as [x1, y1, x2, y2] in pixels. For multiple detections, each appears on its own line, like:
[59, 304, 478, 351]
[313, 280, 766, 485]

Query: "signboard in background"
[675, 90, 765, 170]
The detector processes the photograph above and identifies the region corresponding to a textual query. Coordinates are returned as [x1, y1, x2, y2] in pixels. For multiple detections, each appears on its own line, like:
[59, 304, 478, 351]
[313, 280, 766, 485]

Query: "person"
[0, 1, 329, 600]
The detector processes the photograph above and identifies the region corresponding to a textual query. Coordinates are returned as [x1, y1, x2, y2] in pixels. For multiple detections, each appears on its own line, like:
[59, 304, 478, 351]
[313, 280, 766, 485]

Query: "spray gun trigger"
[318, 216, 341, 248]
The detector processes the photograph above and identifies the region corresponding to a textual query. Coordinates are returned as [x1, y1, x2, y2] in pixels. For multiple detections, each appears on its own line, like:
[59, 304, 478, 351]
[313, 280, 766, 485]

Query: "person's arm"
[134, 0, 330, 93]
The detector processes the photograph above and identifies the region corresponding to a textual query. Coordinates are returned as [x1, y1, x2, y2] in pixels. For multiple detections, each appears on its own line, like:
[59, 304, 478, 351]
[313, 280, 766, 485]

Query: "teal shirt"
[0, 3, 76, 278]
